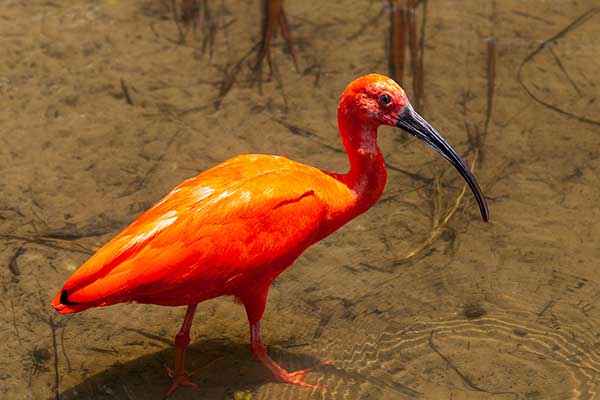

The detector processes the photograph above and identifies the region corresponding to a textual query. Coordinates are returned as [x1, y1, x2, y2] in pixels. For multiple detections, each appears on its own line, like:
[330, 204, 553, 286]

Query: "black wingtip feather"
[60, 290, 78, 306]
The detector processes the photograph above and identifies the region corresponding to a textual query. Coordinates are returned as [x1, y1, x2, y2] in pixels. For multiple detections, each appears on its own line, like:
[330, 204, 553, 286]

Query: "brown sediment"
[347, 6, 386, 40]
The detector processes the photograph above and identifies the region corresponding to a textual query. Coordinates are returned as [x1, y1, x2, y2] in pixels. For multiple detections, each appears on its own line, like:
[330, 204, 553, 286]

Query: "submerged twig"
[172, 0, 198, 43]
[484, 38, 496, 133]
[428, 331, 487, 392]
[398, 152, 479, 261]
[417, 0, 427, 112]
[548, 46, 581, 96]
[10, 299, 22, 344]
[26, 345, 51, 386]
[198, 0, 217, 59]
[389, 0, 408, 84]
[253, 0, 299, 83]
[60, 316, 73, 373]
[0, 233, 96, 255]
[406, 0, 421, 110]
[48, 315, 61, 400]
[347, 5, 386, 40]
[213, 42, 260, 109]
[120, 78, 134, 106]
[170, 0, 220, 58]
[8, 246, 25, 282]
[428, 331, 518, 396]
[389, 0, 426, 111]
[517, 7, 600, 126]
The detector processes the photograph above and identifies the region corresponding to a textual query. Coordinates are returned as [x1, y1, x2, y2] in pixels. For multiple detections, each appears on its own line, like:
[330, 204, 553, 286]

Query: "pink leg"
[250, 320, 331, 390]
[165, 304, 200, 397]
[241, 285, 331, 390]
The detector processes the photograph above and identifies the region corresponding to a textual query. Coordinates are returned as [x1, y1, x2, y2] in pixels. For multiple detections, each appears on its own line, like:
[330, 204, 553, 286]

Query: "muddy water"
[1, 1, 599, 399]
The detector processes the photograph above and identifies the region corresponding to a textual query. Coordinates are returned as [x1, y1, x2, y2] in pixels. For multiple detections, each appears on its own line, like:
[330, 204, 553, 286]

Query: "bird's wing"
[54, 155, 348, 311]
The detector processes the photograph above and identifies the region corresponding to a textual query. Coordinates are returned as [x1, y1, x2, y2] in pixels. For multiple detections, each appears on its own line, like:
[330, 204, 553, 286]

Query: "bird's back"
[52, 154, 355, 314]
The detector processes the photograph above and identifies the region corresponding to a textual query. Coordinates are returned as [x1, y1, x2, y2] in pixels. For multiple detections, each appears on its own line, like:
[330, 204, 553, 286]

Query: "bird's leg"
[241, 284, 330, 390]
[249, 320, 331, 390]
[165, 304, 199, 397]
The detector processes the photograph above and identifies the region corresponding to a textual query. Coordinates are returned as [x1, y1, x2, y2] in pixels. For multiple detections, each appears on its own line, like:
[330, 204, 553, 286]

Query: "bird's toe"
[275, 359, 334, 391]
[164, 369, 199, 398]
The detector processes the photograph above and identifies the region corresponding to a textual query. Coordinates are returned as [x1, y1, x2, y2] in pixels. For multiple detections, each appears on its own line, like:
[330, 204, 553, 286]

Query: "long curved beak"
[396, 104, 489, 222]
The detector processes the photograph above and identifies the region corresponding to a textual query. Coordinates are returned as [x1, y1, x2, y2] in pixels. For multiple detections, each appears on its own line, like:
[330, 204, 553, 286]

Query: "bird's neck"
[338, 116, 388, 213]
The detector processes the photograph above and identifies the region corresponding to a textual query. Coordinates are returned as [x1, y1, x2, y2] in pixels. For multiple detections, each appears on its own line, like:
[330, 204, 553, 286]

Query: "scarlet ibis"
[52, 74, 488, 395]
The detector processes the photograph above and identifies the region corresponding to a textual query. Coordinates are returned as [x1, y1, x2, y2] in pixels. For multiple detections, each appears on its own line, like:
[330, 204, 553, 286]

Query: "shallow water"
[1, 1, 599, 399]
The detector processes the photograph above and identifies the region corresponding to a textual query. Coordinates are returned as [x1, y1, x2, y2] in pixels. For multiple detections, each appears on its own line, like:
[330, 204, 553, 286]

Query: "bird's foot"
[164, 367, 199, 398]
[273, 359, 334, 390]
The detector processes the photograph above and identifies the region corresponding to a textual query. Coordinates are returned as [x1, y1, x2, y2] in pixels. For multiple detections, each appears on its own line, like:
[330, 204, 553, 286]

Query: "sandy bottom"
[1, 1, 599, 399]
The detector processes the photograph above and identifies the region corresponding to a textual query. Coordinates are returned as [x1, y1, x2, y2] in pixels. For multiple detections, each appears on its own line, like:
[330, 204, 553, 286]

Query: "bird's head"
[339, 74, 410, 127]
[339, 74, 489, 222]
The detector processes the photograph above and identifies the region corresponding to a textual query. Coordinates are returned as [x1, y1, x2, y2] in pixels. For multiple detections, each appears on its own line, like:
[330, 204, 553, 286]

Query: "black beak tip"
[474, 187, 490, 222]
[482, 207, 490, 222]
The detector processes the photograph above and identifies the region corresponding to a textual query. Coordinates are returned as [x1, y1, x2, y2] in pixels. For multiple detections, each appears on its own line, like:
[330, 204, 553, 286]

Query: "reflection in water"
[1, 1, 599, 399]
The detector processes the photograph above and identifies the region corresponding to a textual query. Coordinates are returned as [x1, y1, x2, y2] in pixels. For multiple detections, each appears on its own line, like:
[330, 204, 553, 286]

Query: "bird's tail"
[51, 289, 99, 314]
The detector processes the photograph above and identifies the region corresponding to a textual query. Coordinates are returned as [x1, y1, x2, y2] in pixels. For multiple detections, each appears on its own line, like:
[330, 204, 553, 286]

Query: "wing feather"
[52, 155, 339, 312]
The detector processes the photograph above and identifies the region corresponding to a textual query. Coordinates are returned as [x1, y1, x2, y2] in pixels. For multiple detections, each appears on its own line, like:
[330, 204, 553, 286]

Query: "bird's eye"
[378, 94, 392, 106]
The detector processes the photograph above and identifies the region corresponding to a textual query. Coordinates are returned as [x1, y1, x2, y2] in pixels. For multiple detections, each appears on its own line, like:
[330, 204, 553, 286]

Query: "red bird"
[52, 74, 488, 395]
